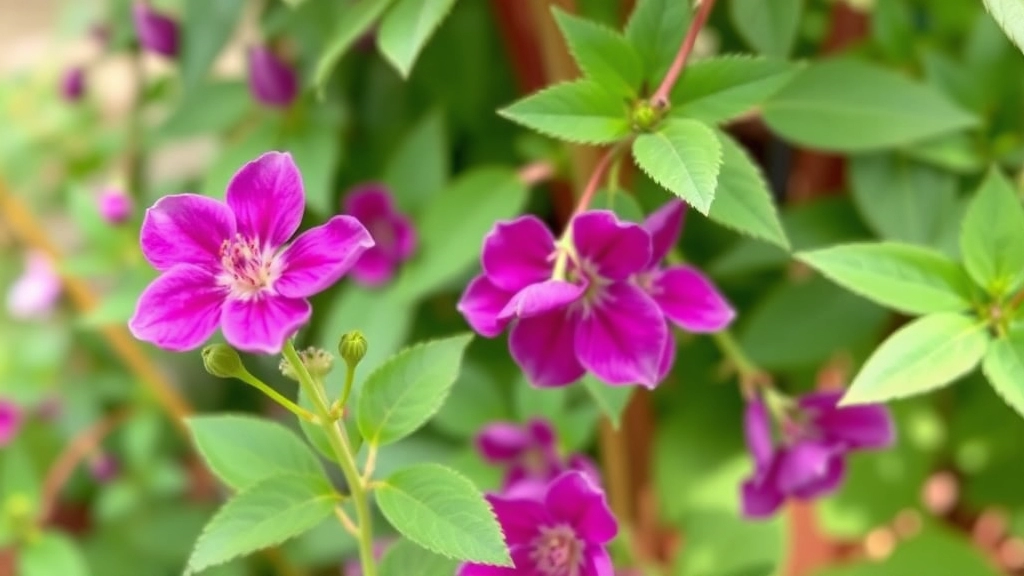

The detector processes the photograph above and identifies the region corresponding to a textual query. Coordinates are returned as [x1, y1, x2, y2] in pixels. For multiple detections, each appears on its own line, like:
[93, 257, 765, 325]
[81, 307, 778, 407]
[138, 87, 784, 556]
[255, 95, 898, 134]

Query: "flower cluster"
[458, 200, 734, 388]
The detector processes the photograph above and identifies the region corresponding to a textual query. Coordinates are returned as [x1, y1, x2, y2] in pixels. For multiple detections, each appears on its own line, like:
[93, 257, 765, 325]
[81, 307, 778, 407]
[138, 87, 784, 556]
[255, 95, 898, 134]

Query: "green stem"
[282, 340, 377, 576]
[235, 371, 319, 423]
[340, 363, 356, 408]
[711, 330, 760, 383]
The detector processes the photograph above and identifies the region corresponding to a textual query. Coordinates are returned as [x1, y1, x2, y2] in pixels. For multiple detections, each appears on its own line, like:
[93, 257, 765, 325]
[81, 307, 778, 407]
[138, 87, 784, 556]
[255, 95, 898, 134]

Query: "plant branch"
[650, 0, 720, 106]
[573, 141, 630, 215]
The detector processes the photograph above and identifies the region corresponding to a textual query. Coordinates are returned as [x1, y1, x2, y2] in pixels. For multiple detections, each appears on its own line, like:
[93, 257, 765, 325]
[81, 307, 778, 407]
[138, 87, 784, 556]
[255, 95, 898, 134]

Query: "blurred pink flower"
[99, 188, 133, 225]
[247, 45, 299, 108]
[0, 399, 23, 447]
[132, 1, 179, 57]
[343, 184, 416, 287]
[6, 251, 61, 320]
[60, 67, 85, 102]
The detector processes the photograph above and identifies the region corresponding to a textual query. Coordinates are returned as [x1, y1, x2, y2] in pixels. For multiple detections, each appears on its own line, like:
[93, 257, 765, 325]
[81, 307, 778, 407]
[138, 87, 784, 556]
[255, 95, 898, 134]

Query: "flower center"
[567, 259, 610, 314]
[530, 524, 583, 576]
[218, 234, 281, 300]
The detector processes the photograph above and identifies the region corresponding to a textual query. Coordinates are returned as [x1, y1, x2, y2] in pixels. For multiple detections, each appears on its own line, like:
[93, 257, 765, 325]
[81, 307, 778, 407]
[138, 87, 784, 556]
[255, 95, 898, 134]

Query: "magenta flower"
[477, 418, 600, 492]
[6, 251, 61, 320]
[132, 2, 179, 58]
[247, 45, 299, 108]
[0, 399, 22, 447]
[343, 184, 416, 287]
[128, 152, 374, 354]
[99, 188, 133, 225]
[741, 390, 895, 518]
[60, 67, 85, 102]
[459, 471, 617, 576]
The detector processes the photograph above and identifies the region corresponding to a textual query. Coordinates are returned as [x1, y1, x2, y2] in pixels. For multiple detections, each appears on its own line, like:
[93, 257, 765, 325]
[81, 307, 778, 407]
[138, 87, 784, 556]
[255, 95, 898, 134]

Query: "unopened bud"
[279, 347, 334, 381]
[631, 100, 661, 132]
[339, 331, 367, 368]
[202, 344, 245, 379]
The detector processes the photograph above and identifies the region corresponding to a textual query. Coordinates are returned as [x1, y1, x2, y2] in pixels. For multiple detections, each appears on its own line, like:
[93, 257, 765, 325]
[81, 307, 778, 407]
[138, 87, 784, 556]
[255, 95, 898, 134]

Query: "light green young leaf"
[357, 334, 474, 446]
[376, 464, 511, 565]
[383, 109, 448, 213]
[314, 0, 396, 90]
[186, 415, 326, 491]
[797, 242, 975, 316]
[551, 7, 642, 97]
[498, 80, 630, 144]
[983, 0, 1024, 57]
[19, 532, 90, 576]
[632, 118, 723, 214]
[624, 0, 691, 85]
[671, 56, 800, 124]
[763, 59, 979, 152]
[379, 538, 459, 576]
[706, 130, 789, 248]
[982, 329, 1024, 419]
[155, 82, 252, 142]
[901, 131, 984, 175]
[280, 106, 344, 215]
[581, 374, 636, 429]
[959, 168, 1024, 296]
[181, 0, 246, 94]
[186, 474, 339, 574]
[816, 527, 1001, 576]
[675, 509, 785, 576]
[729, 0, 803, 57]
[377, 0, 459, 78]
[843, 313, 990, 406]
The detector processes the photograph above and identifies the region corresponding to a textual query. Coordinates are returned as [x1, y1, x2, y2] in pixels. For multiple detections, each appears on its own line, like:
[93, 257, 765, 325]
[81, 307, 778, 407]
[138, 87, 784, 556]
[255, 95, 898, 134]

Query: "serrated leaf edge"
[631, 119, 724, 215]
[497, 80, 631, 145]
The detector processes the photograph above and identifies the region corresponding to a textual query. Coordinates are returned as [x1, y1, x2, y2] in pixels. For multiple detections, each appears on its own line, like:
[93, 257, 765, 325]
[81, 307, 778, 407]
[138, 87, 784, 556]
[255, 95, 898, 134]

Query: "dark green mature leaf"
[582, 374, 635, 428]
[357, 334, 474, 446]
[814, 527, 1001, 576]
[377, 0, 459, 78]
[632, 118, 722, 214]
[19, 532, 89, 576]
[798, 242, 975, 316]
[671, 56, 800, 124]
[383, 109, 448, 213]
[379, 538, 459, 576]
[376, 464, 511, 565]
[706, 130, 788, 248]
[625, 0, 691, 86]
[982, 328, 1024, 418]
[181, 0, 246, 93]
[959, 168, 1024, 296]
[763, 59, 979, 152]
[186, 474, 339, 574]
[552, 7, 642, 98]
[983, 0, 1024, 56]
[843, 313, 990, 406]
[314, 0, 396, 90]
[729, 0, 803, 57]
[186, 415, 326, 491]
[499, 80, 630, 144]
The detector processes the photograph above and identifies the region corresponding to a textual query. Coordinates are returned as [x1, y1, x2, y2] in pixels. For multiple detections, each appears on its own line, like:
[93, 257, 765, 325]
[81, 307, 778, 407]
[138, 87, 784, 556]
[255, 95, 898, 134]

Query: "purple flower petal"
[544, 471, 617, 544]
[391, 214, 417, 260]
[800, 392, 895, 451]
[643, 199, 685, 265]
[776, 441, 844, 497]
[656, 326, 676, 382]
[741, 472, 785, 518]
[651, 266, 735, 333]
[352, 248, 397, 287]
[582, 547, 617, 576]
[567, 454, 603, 488]
[574, 283, 666, 387]
[132, 1, 179, 57]
[457, 563, 518, 576]
[128, 265, 225, 351]
[498, 280, 584, 320]
[744, 400, 775, 470]
[487, 494, 547, 544]
[276, 215, 373, 298]
[509, 311, 586, 387]
[220, 295, 311, 354]
[0, 400, 23, 447]
[457, 275, 516, 337]
[226, 152, 304, 248]
[344, 184, 394, 221]
[477, 422, 532, 462]
[527, 419, 557, 451]
[572, 211, 652, 280]
[247, 45, 298, 108]
[482, 216, 557, 292]
[139, 194, 236, 272]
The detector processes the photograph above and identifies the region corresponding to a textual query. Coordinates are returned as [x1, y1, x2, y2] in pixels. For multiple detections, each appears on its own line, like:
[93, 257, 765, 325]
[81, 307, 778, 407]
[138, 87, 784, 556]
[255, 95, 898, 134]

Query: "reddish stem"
[650, 0, 720, 106]
[572, 143, 624, 215]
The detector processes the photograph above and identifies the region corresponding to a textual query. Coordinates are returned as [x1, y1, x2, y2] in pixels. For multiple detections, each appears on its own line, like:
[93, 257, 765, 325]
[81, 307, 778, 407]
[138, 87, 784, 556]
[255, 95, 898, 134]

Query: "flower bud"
[202, 344, 245, 379]
[247, 45, 298, 108]
[98, 188, 133, 225]
[132, 1, 180, 58]
[631, 100, 660, 132]
[6, 251, 61, 321]
[279, 347, 334, 381]
[60, 67, 85, 102]
[339, 331, 367, 368]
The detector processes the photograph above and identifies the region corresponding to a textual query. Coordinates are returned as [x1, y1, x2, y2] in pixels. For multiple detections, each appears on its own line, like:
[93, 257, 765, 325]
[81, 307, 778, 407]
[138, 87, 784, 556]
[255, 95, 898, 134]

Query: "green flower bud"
[202, 344, 244, 379]
[631, 99, 662, 132]
[339, 331, 368, 368]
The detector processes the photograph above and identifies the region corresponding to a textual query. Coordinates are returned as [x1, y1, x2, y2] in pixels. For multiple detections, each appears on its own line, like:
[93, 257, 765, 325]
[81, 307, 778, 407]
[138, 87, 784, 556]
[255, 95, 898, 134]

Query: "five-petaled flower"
[741, 390, 895, 518]
[0, 399, 22, 447]
[478, 418, 600, 494]
[458, 470, 618, 576]
[343, 184, 417, 287]
[128, 152, 374, 355]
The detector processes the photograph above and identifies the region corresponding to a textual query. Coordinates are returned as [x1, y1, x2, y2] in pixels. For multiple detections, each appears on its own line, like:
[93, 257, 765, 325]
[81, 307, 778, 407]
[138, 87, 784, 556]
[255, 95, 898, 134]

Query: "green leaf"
[186, 474, 338, 574]
[671, 56, 800, 124]
[155, 82, 252, 142]
[433, 361, 510, 439]
[983, 0, 1024, 57]
[552, 7, 642, 98]
[706, 130, 788, 248]
[202, 120, 281, 198]
[186, 415, 326, 491]
[379, 538, 459, 576]
[797, 242, 975, 316]
[762, 59, 979, 152]
[376, 464, 511, 565]
[624, 0, 691, 85]
[982, 329, 1024, 418]
[19, 532, 90, 576]
[632, 118, 722, 214]
[959, 168, 1024, 295]
[383, 109, 448, 213]
[729, 0, 803, 57]
[377, 0, 459, 78]
[358, 334, 474, 446]
[843, 313, 990, 406]
[181, 0, 246, 94]
[581, 374, 635, 428]
[314, 0, 396, 90]
[279, 105, 344, 215]
[498, 80, 630, 144]
[674, 509, 785, 576]
[815, 526, 1001, 576]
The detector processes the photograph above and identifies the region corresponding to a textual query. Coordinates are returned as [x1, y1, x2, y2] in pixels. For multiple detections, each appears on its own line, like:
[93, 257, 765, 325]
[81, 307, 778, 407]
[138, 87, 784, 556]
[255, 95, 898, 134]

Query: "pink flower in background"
[128, 152, 374, 354]
[132, 2, 179, 58]
[99, 188, 133, 225]
[89, 453, 119, 483]
[458, 471, 617, 576]
[741, 391, 895, 518]
[344, 184, 416, 287]
[60, 67, 85, 102]
[0, 399, 22, 447]
[6, 251, 61, 320]
[477, 418, 600, 493]
[247, 45, 299, 108]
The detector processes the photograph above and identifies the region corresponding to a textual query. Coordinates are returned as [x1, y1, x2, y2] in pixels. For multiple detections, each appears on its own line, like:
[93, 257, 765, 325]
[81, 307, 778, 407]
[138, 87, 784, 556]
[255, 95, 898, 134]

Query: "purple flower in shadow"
[459, 471, 618, 576]
[132, 2, 179, 58]
[477, 418, 600, 493]
[0, 399, 22, 447]
[247, 45, 299, 108]
[343, 184, 416, 287]
[128, 152, 374, 354]
[742, 390, 895, 518]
